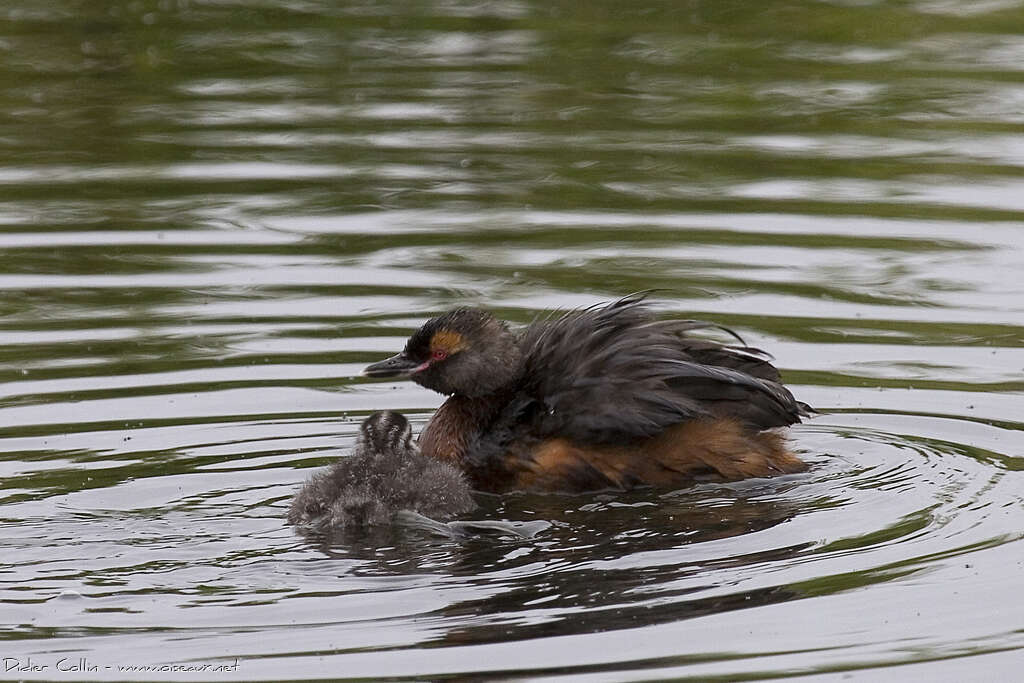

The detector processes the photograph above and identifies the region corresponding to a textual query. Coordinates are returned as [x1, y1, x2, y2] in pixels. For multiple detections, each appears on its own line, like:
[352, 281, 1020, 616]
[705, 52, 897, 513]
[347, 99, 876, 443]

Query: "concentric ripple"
[3, 405, 1022, 679]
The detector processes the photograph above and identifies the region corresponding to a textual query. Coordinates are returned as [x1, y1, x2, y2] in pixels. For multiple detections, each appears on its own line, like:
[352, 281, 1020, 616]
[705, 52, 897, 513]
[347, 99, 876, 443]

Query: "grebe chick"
[287, 411, 475, 532]
[363, 295, 812, 493]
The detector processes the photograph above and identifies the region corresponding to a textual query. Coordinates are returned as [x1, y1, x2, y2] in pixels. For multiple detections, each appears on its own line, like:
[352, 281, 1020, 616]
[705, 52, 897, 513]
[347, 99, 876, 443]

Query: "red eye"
[431, 349, 448, 361]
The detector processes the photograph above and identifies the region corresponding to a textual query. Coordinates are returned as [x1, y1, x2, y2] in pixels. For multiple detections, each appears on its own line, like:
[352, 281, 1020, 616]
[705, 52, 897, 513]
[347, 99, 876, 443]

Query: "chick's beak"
[362, 352, 422, 378]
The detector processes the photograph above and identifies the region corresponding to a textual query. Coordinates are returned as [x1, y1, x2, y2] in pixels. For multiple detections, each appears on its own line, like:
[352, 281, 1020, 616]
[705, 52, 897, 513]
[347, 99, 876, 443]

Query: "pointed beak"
[362, 352, 421, 378]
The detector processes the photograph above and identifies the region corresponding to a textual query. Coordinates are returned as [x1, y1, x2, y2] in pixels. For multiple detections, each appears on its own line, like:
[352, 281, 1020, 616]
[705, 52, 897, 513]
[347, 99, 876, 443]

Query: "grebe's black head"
[363, 308, 522, 397]
[358, 411, 414, 454]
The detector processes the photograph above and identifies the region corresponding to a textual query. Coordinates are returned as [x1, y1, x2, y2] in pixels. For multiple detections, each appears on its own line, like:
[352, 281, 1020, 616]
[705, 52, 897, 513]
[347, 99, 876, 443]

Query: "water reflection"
[2, 0, 1024, 679]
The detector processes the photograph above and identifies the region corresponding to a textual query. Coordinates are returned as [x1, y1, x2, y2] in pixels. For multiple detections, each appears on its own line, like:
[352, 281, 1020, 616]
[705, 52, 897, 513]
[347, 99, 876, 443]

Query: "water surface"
[2, 1, 1024, 680]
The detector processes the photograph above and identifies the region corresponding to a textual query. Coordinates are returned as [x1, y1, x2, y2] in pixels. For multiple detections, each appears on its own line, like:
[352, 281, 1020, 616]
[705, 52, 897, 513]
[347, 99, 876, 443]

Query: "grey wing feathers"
[517, 295, 804, 444]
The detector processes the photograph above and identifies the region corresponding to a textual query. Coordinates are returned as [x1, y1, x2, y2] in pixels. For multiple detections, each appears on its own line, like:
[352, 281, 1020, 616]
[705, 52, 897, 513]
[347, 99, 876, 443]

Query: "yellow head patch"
[429, 330, 466, 354]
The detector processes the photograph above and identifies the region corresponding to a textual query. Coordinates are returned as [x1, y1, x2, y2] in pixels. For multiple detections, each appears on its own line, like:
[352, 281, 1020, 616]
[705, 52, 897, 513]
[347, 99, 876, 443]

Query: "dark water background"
[2, 1, 1024, 680]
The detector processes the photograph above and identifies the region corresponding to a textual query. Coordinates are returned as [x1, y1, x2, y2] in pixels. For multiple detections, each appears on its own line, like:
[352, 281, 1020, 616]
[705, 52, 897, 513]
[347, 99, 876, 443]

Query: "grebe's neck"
[418, 391, 510, 468]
